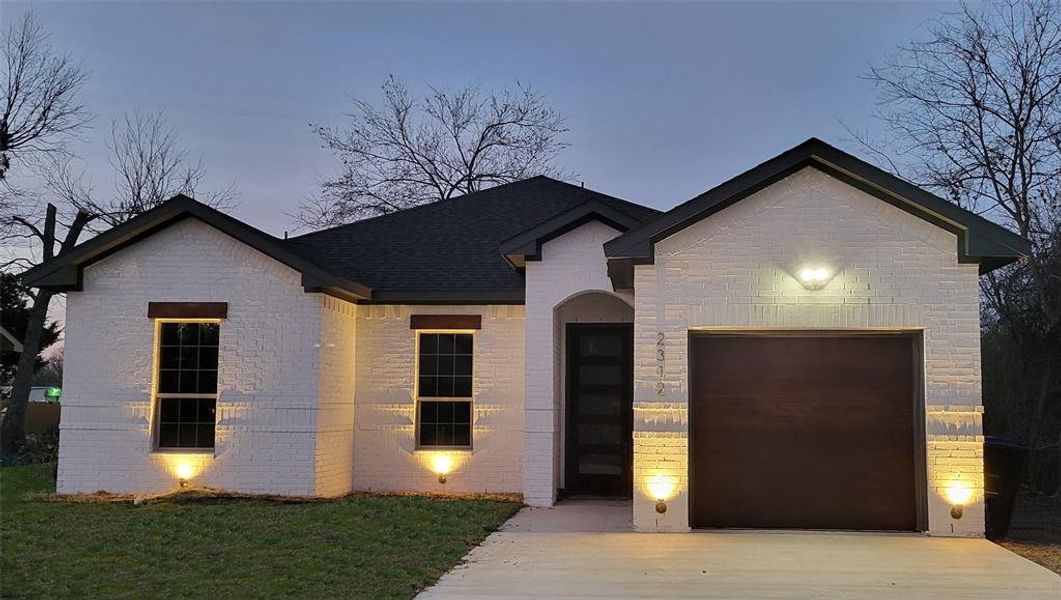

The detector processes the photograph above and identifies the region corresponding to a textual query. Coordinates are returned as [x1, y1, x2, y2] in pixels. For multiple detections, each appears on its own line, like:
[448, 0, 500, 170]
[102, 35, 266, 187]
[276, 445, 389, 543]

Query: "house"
[0, 325, 23, 353]
[21, 138, 1029, 536]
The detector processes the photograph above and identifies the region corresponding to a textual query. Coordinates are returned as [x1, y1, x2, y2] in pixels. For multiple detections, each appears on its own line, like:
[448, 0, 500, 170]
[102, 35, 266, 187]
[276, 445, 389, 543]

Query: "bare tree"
[296, 75, 570, 228]
[1, 111, 236, 454]
[859, 0, 1061, 491]
[1, 199, 91, 454]
[79, 110, 236, 227]
[0, 12, 89, 180]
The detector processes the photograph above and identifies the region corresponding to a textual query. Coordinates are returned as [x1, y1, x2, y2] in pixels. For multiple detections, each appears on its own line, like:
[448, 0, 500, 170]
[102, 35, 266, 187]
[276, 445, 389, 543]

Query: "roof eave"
[362, 288, 525, 305]
[498, 199, 647, 267]
[603, 139, 1031, 282]
[20, 195, 373, 302]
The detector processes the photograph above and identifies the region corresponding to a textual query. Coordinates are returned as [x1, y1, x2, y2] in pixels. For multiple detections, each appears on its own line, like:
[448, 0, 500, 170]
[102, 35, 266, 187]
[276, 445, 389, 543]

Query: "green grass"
[0, 464, 520, 599]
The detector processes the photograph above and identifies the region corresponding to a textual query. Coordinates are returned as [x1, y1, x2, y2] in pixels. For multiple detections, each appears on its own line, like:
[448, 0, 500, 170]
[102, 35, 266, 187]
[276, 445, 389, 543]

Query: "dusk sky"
[7, 1, 954, 236]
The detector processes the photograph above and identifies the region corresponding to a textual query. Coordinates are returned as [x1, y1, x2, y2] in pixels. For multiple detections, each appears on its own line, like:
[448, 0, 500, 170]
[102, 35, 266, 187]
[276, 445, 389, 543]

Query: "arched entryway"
[554, 291, 634, 497]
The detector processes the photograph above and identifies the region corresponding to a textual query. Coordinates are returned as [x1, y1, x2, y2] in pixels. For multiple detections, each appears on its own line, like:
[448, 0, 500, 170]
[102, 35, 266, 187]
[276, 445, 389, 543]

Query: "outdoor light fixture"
[647, 474, 676, 514]
[431, 454, 453, 484]
[174, 463, 195, 489]
[945, 481, 973, 519]
[797, 266, 833, 290]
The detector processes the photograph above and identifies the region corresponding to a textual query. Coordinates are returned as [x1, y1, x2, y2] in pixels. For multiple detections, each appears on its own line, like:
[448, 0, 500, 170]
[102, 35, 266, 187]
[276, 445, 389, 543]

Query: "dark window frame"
[153, 320, 220, 452]
[415, 331, 474, 450]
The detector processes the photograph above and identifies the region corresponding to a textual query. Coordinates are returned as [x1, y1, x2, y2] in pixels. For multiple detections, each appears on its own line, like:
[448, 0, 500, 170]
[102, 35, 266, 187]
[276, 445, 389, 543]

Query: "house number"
[655, 332, 666, 395]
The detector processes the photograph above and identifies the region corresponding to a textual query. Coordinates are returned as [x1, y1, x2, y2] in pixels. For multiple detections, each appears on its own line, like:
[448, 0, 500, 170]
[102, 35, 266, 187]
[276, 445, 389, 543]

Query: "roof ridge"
[540, 177, 662, 220]
[288, 177, 557, 241]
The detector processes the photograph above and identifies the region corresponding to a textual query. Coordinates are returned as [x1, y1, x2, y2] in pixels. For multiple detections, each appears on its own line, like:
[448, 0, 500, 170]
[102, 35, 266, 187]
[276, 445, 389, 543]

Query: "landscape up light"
[431, 453, 453, 484]
[174, 463, 195, 489]
[945, 480, 974, 519]
[647, 474, 676, 514]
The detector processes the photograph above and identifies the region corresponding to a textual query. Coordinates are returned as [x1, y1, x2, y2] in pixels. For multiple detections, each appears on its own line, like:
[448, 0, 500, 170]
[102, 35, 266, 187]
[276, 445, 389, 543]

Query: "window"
[417, 333, 472, 448]
[156, 322, 219, 449]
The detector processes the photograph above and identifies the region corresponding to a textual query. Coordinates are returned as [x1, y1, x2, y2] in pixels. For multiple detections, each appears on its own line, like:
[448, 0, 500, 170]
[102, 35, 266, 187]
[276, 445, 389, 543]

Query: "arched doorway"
[554, 292, 634, 497]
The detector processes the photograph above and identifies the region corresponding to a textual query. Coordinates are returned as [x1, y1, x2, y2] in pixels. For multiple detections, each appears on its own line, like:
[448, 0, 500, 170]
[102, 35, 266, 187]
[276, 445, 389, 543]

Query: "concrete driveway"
[419, 499, 1060, 599]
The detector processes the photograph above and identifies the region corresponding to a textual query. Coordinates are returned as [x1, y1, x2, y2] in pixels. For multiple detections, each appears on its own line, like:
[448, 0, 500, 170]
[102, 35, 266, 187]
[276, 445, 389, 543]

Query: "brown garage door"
[690, 334, 920, 531]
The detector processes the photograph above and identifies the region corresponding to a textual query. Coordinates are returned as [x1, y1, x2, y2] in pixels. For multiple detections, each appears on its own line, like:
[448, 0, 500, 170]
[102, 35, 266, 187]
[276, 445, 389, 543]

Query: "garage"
[689, 333, 923, 531]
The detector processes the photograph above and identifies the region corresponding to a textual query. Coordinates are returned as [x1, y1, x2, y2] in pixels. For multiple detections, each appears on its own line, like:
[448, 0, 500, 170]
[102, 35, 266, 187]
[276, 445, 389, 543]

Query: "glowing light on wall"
[430, 453, 453, 484]
[945, 480, 974, 518]
[647, 474, 676, 514]
[173, 462, 196, 488]
[797, 266, 833, 290]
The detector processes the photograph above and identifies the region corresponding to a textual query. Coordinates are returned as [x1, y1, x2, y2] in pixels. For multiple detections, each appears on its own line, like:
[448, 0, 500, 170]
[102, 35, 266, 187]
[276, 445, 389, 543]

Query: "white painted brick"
[351, 305, 525, 494]
[59, 169, 990, 539]
[633, 168, 986, 536]
[60, 219, 327, 496]
[523, 221, 633, 506]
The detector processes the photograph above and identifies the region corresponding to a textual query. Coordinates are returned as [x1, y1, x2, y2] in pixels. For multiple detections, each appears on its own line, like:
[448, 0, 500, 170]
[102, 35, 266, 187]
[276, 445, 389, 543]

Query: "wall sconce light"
[797, 266, 833, 290]
[174, 463, 195, 489]
[945, 481, 973, 519]
[431, 454, 453, 485]
[647, 474, 676, 514]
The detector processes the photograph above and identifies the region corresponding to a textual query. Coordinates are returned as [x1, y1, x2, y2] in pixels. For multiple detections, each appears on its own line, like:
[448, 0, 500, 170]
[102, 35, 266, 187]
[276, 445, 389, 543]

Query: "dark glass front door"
[564, 324, 633, 496]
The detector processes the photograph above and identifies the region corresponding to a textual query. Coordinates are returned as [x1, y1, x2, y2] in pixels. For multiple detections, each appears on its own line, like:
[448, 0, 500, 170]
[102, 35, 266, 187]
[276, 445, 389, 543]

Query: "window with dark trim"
[417, 333, 472, 448]
[156, 322, 219, 449]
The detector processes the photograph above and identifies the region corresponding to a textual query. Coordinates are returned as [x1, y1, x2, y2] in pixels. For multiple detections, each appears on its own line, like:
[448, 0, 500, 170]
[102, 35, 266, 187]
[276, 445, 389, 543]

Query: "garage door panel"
[690, 334, 918, 531]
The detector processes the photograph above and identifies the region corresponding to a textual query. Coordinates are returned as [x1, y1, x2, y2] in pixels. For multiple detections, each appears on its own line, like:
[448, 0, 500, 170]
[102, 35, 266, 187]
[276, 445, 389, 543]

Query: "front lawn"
[0, 464, 520, 599]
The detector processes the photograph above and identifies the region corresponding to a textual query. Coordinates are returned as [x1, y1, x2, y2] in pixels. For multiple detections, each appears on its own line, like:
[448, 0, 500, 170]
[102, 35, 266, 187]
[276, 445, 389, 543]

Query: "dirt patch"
[999, 541, 1061, 574]
[32, 487, 523, 505]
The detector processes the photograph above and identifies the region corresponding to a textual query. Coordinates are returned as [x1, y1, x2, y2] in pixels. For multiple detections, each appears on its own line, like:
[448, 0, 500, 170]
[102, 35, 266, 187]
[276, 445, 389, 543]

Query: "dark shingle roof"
[20, 177, 656, 304]
[285, 176, 659, 302]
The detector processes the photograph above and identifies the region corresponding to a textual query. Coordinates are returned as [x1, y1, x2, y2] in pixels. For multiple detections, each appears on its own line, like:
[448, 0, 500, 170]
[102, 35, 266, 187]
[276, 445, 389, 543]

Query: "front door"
[564, 324, 633, 496]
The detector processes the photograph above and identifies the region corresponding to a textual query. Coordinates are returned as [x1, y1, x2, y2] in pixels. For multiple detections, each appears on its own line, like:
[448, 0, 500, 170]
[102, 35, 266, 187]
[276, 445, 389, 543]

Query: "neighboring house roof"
[604, 138, 1031, 288]
[285, 176, 660, 303]
[0, 325, 23, 353]
[21, 177, 659, 304]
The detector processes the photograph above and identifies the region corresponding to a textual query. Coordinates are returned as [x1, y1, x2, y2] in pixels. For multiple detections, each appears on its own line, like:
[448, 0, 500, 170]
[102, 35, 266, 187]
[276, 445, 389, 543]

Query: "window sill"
[151, 448, 215, 456]
[414, 447, 472, 453]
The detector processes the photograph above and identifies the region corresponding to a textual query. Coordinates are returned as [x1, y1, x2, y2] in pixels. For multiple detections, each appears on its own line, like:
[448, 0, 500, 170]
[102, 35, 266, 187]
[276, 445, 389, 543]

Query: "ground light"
[431, 453, 453, 484]
[174, 463, 195, 488]
[945, 480, 974, 519]
[647, 474, 676, 514]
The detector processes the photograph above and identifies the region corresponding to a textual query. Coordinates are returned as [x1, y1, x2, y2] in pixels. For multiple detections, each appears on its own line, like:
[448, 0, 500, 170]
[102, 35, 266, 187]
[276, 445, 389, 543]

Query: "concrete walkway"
[419, 499, 1061, 599]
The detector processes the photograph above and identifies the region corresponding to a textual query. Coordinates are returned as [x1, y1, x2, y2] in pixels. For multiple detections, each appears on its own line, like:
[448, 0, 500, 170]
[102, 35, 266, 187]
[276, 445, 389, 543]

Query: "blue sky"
[7, 1, 954, 235]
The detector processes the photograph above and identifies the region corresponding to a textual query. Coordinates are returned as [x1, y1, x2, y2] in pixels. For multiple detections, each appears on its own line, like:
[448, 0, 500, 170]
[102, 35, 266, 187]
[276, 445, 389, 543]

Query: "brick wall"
[523, 220, 632, 506]
[58, 218, 328, 495]
[351, 304, 525, 494]
[314, 296, 357, 496]
[57, 219, 523, 498]
[633, 167, 986, 536]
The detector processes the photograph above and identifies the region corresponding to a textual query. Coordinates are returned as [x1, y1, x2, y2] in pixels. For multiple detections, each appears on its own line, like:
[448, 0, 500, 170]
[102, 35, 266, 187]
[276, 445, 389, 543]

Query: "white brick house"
[23, 139, 1028, 537]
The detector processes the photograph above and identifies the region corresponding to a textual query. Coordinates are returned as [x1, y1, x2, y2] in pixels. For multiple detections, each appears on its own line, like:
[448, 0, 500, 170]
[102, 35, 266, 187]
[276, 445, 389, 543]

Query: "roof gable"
[499, 198, 652, 268]
[19, 195, 372, 302]
[604, 138, 1030, 288]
